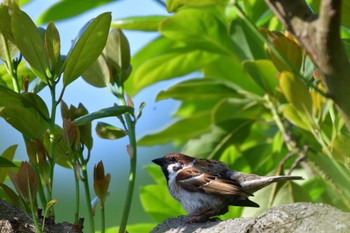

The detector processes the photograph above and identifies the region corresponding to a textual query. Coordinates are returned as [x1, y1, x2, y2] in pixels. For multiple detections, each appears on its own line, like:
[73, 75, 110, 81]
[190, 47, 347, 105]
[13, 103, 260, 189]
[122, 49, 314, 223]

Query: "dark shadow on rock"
[151, 203, 350, 233]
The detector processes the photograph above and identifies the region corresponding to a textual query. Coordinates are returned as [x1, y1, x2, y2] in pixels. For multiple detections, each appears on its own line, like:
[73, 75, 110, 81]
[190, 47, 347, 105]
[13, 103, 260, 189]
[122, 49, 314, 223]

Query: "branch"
[265, 0, 350, 130]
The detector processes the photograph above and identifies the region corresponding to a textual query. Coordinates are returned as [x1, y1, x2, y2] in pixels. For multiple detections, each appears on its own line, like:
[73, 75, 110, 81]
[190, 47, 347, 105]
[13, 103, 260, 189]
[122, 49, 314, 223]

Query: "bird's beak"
[152, 157, 164, 166]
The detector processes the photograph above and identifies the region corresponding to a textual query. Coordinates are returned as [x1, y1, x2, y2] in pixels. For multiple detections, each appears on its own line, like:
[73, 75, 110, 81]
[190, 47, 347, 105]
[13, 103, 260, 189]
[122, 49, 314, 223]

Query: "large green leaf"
[182, 119, 253, 160]
[44, 22, 61, 76]
[0, 86, 50, 139]
[203, 56, 264, 95]
[243, 60, 279, 95]
[36, 0, 114, 24]
[12, 7, 49, 80]
[0, 62, 36, 89]
[112, 15, 168, 31]
[138, 112, 211, 146]
[166, 0, 224, 13]
[156, 78, 240, 101]
[160, 8, 237, 55]
[140, 184, 186, 222]
[82, 55, 110, 87]
[63, 12, 111, 86]
[130, 47, 219, 94]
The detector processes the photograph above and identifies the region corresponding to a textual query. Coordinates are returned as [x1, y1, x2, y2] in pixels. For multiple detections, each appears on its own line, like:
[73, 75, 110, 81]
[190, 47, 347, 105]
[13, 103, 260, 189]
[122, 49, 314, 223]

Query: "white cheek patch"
[167, 162, 182, 174]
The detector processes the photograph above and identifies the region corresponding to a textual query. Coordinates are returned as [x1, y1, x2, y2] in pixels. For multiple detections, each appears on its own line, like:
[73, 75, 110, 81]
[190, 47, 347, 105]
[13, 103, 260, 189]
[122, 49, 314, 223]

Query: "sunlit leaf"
[63, 12, 111, 86]
[280, 104, 310, 131]
[243, 60, 279, 95]
[112, 15, 167, 31]
[139, 112, 211, 146]
[130, 47, 219, 94]
[166, 0, 224, 12]
[331, 134, 350, 166]
[95, 122, 127, 140]
[156, 78, 240, 101]
[280, 71, 312, 115]
[36, 0, 114, 24]
[160, 8, 236, 55]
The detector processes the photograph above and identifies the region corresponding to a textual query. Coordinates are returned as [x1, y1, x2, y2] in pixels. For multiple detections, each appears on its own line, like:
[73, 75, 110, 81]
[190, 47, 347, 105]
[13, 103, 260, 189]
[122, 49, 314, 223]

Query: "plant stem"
[117, 88, 137, 233]
[73, 158, 80, 224]
[101, 204, 106, 233]
[81, 160, 95, 233]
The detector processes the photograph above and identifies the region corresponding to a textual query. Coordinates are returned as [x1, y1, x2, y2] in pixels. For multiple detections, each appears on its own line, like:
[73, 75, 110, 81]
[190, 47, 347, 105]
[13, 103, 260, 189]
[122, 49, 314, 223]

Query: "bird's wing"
[176, 167, 252, 196]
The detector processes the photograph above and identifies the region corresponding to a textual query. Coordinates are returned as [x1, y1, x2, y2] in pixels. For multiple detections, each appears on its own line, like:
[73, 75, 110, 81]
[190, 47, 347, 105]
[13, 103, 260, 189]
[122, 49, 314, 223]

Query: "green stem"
[73, 158, 80, 224]
[1, 34, 20, 92]
[81, 161, 95, 233]
[101, 204, 106, 233]
[117, 88, 137, 233]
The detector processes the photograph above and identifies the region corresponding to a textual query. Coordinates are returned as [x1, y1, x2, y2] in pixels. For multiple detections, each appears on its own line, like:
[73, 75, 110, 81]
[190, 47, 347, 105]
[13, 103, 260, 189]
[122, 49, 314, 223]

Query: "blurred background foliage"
[1, 0, 350, 232]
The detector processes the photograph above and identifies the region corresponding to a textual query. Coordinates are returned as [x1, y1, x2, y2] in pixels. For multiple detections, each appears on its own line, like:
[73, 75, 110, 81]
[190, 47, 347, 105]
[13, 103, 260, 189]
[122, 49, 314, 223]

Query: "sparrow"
[152, 153, 303, 222]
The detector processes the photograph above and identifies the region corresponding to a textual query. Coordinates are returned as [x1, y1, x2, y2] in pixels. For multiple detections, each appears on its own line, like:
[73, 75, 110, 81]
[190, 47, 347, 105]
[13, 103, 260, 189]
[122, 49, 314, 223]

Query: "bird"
[152, 152, 303, 222]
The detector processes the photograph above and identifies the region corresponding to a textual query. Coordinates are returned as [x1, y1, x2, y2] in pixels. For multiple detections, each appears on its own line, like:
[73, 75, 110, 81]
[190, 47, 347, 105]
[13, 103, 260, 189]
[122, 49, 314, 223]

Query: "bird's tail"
[229, 171, 303, 193]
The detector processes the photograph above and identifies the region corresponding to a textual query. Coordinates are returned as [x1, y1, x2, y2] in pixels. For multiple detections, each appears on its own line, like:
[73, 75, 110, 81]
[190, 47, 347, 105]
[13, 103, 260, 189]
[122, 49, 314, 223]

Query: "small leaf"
[95, 122, 127, 140]
[63, 12, 111, 86]
[12, 7, 50, 80]
[0, 183, 22, 209]
[44, 21, 61, 76]
[0, 145, 18, 183]
[280, 72, 312, 115]
[73, 105, 134, 126]
[243, 60, 279, 95]
[9, 161, 39, 204]
[104, 28, 131, 85]
[0, 157, 17, 168]
[112, 15, 167, 31]
[93, 161, 111, 206]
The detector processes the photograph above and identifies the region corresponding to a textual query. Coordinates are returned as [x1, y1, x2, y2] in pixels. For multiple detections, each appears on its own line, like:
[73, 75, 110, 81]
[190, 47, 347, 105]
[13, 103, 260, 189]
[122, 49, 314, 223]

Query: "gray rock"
[151, 203, 350, 233]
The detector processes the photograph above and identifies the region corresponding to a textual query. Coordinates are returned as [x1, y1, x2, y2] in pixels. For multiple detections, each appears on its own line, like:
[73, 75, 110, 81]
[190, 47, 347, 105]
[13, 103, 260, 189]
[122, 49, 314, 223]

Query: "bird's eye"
[169, 157, 176, 162]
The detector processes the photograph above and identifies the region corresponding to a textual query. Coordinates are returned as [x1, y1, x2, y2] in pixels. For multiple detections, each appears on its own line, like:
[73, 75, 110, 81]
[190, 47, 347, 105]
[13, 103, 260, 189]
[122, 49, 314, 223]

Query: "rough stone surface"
[151, 202, 350, 233]
[0, 199, 79, 233]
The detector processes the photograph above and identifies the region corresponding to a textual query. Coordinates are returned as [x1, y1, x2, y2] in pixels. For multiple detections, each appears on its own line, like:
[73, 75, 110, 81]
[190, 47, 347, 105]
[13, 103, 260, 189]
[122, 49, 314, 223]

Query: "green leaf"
[95, 122, 127, 140]
[203, 56, 264, 95]
[182, 119, 253, 160]
[140, 184, 186, 222]
[280, 104, 310, 131]
[0, 34, 18, 62]
[166, 0, 224, 12]
[100, 223, 156, 233]
[73, 105, 134, 126]
[63, 12, 111, 86]
[213, 98, 264, 123]
[112, 15, 168, 31]
[280, 71, 312, 115]
[243, 60, 279, 95]
[0, 61, 36, 89]
[145, 165, 167, 185]
[331, 134, 350, 166]
[104, 28, 131, 85]
[138, 112, 211, 146]
[0, 157, 17, 168]
[44, 21, 61, 76]
[130, 47, 219, 94]
[156, 78, 240, 101]
[0, 5, 15, 41]
[160, 8, 236, 55]
[82, 55, 110, 87]
[0, 145, 18, 183]
[0, 86, 50, 139]
[0, 183, 22, 210]
[12, 7, 49, 80]
[36, 0, 113, 24]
